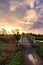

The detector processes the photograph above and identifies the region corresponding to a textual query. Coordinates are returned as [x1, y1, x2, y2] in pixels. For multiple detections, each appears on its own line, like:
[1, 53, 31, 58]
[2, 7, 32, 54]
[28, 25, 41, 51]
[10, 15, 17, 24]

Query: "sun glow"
[14, 27, 23, 34]
[0, 26, 23, 34]
[5, 27, 14, 34]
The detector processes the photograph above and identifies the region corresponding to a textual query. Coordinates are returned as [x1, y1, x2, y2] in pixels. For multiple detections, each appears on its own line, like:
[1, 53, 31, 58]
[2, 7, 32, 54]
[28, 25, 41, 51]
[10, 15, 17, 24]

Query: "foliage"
[36, 41, 43, 60]
[0, 40, 17, 65]
[15, 34, 21, 41]
[0, 41, 4, 44]
[8, 51, 23, 65]
[37, 49, 43, 60]
[0, 35, 16, 43]
[31, 33, 43, 40]
[36, 41, 43, 47]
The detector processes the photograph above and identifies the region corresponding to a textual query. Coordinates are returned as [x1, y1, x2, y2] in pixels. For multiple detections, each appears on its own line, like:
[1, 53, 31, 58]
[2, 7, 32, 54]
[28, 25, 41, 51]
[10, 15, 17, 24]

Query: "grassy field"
[0, 40, 17, 65]
[8, 51, 23, 65]
[36, 40, 43, 60]
[0, 34, 23, 65]
[36, 40, 43, 48]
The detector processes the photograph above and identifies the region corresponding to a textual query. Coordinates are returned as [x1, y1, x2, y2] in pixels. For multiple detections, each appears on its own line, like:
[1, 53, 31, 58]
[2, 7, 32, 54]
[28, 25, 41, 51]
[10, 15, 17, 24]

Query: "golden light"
[0, 26, 23, 34]
[5, 26, 14, 34]
[14, 27, 23, 34]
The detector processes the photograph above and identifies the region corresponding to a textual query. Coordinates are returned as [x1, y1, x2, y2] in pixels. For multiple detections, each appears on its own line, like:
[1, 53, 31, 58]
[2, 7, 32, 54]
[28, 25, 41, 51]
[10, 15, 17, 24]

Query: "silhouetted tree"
[2, 28, 7, 35]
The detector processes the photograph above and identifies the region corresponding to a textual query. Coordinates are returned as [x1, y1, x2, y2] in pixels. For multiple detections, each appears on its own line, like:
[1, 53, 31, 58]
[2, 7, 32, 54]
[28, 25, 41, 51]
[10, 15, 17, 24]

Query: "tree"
[15, 29, 20, 41]
[2, 28, 7, 35]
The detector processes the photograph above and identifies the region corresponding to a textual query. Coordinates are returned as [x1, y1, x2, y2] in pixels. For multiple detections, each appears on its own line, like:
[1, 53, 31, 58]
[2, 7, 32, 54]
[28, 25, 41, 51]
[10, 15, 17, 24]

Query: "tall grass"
[8, 51, 23, 65]
[36, 40, 43, 60]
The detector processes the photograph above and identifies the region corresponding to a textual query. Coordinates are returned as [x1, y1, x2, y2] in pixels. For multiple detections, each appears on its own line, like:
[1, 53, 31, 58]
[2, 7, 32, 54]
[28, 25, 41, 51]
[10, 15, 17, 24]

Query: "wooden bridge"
[19, 34, 43, 65]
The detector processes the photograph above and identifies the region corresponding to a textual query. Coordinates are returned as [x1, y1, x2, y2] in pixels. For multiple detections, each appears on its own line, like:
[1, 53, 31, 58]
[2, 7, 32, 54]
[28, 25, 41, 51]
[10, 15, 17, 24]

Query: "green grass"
[8, 51, 23, 65]
[0, 40, 17, 65]
[0, 41, 7, 61]
[37, 49, 43, 60]
[0, 40, 23, 65]
[0, 40, 5, 44]
[36, 40, 43, 60]
[0, 52, 7, 61]
[36, 40, 43, 47]
[0, 40, 5, 64]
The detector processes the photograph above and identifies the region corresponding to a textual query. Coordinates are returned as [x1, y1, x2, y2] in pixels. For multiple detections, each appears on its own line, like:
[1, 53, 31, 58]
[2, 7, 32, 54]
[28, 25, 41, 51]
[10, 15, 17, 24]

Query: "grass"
[0, 40, 17, 65]
[0, 39, 23, 65]
[36, 40, 43, 60]
[8, 51, 23, 65]
[37, 49, 43, 60]
[36, 40, 43, 47]
[0, 40, 5, 44]
[0, 52, 7, 61]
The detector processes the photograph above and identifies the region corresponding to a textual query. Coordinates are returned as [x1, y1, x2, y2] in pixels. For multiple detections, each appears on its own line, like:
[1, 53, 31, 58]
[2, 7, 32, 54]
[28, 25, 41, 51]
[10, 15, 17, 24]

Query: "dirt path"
[20, 35, 43, 65]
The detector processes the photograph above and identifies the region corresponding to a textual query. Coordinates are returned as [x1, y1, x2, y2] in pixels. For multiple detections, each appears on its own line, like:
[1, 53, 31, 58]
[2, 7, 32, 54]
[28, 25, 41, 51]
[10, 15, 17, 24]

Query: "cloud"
[27, 0, 35, 8]
[0, 0, 43, 34]
[9, 0, 35, 12]
[24, 9, 38, 23]
[9, 0, 38, 22]
[29, 21, 43, 30]
[9, 0, 24, 11]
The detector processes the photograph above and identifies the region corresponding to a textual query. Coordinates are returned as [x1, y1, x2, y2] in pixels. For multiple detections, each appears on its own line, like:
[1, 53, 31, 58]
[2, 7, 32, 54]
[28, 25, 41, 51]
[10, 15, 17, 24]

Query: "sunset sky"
[0, 0, 43, 34]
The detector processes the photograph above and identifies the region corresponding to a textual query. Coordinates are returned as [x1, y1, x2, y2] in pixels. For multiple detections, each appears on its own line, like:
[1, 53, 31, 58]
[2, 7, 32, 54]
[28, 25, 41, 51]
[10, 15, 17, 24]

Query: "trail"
[19, 35, 43, 65]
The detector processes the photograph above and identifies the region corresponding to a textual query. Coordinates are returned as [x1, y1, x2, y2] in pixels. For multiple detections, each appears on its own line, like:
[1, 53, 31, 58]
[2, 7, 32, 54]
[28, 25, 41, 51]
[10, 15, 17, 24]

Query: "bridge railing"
[27, 34, 36, 45]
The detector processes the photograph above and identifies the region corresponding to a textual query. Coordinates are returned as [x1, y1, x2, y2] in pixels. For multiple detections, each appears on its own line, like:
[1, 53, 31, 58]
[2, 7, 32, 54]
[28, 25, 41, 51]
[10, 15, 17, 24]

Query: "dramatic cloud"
[24, 9, 38, 23]
[0, 0, 43, 34]
[30, 21, 43, 30]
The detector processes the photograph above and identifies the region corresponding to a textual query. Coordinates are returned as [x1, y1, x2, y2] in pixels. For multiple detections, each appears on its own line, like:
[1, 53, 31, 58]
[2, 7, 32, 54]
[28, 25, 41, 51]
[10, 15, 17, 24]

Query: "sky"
[0, 0, 43, 34]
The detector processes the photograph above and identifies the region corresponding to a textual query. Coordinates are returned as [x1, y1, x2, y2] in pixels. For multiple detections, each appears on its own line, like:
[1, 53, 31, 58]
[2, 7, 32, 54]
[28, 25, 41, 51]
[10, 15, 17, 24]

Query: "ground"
[36, 40, 43, 60]
[0, 40, 17, 65]
[0, 40, 23, 65]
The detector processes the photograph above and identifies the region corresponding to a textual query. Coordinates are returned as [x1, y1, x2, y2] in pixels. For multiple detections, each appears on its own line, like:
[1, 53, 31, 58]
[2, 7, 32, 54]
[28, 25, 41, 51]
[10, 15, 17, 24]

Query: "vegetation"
[0, 34, 22, 65]
[0, 40, 4, 44]
[8, 51, 23, 65]
[36, 40, 43, 47]
[0, 38, 17, 65]
[0, 46, 17, 64]
[28, 33, 43, 40]
[37, 49, 43, 60]
[36, 40, 43, 60]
